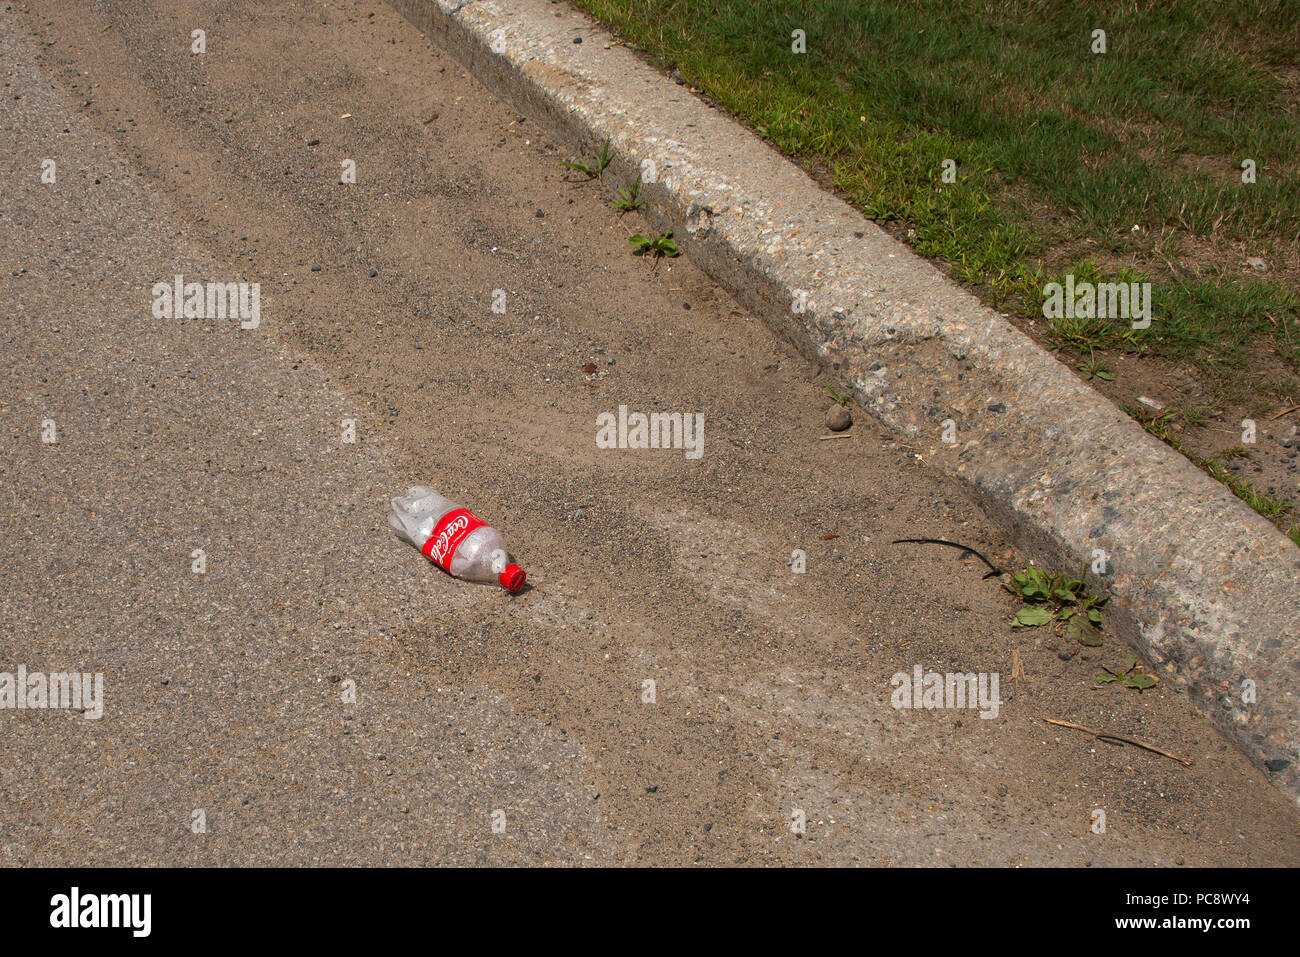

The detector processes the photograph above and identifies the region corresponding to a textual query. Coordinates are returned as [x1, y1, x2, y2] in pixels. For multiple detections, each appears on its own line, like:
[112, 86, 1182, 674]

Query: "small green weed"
[1005, 563, 1106, 643]
[1097, 653, 1158, 692]
[629, 230, 679, 258]
[612, 178, 644, 211]
[563, 136, 613, 179]
[823, 383, 850, 406]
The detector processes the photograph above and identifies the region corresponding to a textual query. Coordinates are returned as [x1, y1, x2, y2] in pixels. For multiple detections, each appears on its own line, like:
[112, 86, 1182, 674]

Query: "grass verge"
[571, 0, 1300, 538]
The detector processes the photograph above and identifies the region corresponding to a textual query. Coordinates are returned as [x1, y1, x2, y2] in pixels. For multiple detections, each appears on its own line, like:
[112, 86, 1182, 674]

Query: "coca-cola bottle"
[389, 486, 526, 592]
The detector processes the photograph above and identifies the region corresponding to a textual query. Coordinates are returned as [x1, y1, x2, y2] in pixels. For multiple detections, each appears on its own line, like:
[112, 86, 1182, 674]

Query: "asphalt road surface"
[2, 0, 1297, 865]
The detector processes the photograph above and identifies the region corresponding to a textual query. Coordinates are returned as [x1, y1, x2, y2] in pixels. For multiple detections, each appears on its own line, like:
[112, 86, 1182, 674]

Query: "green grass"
[571, 1, 1300, 363]
[572, 0, 1300, 533]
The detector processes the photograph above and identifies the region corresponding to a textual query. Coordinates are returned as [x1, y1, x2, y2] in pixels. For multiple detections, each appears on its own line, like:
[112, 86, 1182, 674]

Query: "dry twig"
[1044, 718, 1192, 766]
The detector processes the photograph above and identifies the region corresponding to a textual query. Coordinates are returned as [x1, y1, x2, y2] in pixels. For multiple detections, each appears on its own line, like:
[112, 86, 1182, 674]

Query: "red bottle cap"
[500, 564, 526, 592]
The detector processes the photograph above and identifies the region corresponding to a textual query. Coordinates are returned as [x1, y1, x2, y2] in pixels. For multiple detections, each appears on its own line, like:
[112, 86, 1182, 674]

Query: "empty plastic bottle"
[389, 486, 526, 592]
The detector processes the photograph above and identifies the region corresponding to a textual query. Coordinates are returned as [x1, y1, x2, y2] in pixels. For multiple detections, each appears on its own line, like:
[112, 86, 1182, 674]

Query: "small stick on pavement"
[891, 538, 1006, 579]
[1044, 718, 1193, 766]
[1270, 405, 1300, 420]
[817, 433, 853, 440]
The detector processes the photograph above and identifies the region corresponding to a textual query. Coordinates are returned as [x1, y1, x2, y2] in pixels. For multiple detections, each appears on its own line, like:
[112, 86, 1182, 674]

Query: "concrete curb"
[389, 0, 1300, 801]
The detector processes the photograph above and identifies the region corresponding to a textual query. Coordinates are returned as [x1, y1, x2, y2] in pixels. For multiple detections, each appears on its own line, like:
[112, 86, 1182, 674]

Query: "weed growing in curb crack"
[1005, 563, 1106, 645]
[629, 230, 678, 258]
[1098, 653, 1158, 692]
[563, 136, 613, 179]
[612, 178, 644, 211]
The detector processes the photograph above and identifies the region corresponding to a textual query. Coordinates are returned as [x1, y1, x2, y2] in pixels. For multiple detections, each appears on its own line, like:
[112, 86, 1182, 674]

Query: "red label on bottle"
[421, 507, 486, 571]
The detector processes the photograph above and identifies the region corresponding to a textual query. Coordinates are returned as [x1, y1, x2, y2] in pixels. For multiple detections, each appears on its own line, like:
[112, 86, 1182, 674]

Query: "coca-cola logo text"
[434, 515, 470, 562]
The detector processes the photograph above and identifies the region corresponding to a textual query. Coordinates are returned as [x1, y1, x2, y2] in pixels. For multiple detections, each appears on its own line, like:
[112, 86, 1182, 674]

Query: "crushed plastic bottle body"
[389, 486, 526, 592]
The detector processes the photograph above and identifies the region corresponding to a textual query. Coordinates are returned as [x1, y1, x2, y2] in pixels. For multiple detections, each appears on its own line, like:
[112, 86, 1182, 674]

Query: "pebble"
[826, 405, 852, 431]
